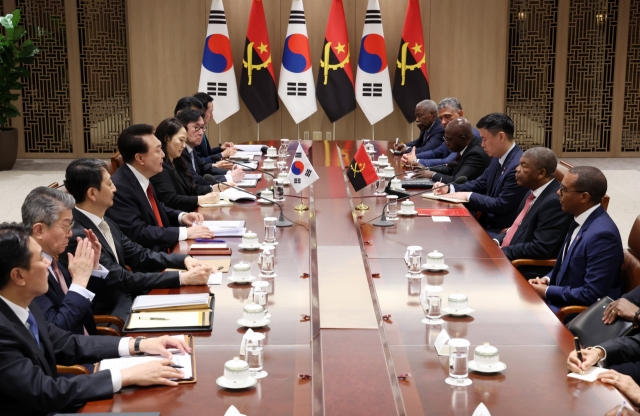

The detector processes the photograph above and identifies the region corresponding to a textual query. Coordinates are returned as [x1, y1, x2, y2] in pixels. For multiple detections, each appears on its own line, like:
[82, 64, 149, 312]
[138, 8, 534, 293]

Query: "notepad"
[244, 173, 262, 180]
[126, 311, 209, 329]
[421, 193, 468, 204]
[237, 179, 258, 187]
[567, 366, 608, 382]
[132, 294, 211, 311]
[190, 243, 227, 249]
[203, 220, 245, 228]
[199, 200, 233, 208]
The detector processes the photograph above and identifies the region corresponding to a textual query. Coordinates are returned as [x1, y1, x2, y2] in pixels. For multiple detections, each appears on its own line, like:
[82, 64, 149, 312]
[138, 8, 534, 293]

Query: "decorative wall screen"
[14, 0, 130, 156]
[506, 0, 557, 149]
[622, 1, 640, 152]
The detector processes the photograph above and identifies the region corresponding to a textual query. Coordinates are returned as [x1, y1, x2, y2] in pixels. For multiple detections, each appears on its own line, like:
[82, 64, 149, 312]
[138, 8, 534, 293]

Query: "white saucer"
[252, 370, 268, 379]
[258, 273, 277, 278]
[442, 307, 475, 316]
[468, 360, 506, 373]
[421, 264, 449, 271]
[216, 375, 258, 389]
[227, 275, 257, 284]
[239, 243, 262, 250]
[262, 166, 276, 170]
[237, 318, 271, 328]
[277, 180, 291, 185]
[398, 210, 418, 216]
[257, 198, 274, 205]
[445, 377, 472, 386]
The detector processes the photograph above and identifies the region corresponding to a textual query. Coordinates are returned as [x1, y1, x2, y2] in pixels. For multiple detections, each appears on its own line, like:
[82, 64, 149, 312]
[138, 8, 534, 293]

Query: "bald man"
[414, 118, 490, 183]
[395, 100, 444, 156]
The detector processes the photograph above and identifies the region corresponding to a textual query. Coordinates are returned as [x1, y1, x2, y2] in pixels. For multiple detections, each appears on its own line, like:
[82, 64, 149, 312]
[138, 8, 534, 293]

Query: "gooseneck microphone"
[220, 183, 293, 228]
[224, 158, 276, 180]
[373, 176, 467, 227]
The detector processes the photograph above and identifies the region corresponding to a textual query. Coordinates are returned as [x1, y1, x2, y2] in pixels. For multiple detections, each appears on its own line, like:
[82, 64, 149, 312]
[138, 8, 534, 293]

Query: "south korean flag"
[287, 143, 319, 193]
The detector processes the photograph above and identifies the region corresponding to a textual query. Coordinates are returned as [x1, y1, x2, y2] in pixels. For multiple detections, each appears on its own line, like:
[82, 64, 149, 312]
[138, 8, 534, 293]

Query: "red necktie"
[502, 192, 536, 247]
[146, 183, 164, 227]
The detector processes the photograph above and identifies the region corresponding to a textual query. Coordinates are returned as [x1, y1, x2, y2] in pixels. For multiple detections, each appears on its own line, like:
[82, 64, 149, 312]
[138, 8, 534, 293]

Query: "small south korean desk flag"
[198, 0, 240, 123]
[278, 0, 317, 123]
[355, 0, 393, 125]
[287, 143, 319, 193]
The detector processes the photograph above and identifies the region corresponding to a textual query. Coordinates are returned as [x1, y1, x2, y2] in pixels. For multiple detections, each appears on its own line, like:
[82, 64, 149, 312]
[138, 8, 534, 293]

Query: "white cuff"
[466, 192, 473, 201]
[68, 284, 95, 301]
[110, 369, 122, 392]
[449, 184, 455, 193]
[91, 264, 109, 279]
[178, 212, 186, 225]
[543, 276, 550, 284]
[225, 173, 233, 183]
[178, 227, 187, 241]
[118, 337, 132, 357]
[594, 346, 607, 365]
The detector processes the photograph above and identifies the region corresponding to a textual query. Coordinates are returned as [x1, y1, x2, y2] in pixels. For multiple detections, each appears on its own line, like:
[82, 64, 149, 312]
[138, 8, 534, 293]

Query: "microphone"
[222, 183, 293, 228]
[260, 146, 268, 155]
[373, 176, 467, 227]
[203, 173, 221, 185]
[224, 159, 276, 180]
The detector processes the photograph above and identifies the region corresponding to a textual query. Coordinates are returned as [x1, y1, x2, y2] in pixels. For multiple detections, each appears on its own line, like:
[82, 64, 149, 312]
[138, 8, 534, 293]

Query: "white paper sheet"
[235, 145, 265, 152]
[99, 352, 192, 379]
[203, 220, 245, 228]
[432, 216, 451, 222]
[190, 243, 227, 249]
[472, 403, 491, 416]
[236, 179, 258, 187]
[132, 293, 210, 310]
[244, 173, 262, 180]
[207, 272, 222, 285]
[567, 366, 608, 382]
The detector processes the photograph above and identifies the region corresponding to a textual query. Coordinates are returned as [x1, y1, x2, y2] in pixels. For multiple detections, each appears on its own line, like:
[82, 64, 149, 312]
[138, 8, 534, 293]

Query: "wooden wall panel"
[125, 0, 510, 143]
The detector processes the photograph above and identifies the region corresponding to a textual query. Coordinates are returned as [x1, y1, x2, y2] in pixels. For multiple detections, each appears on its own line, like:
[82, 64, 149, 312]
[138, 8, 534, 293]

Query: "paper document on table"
[132, 294, 210, 311]
[190, 243, 227, 249]
[164, 259, 230, 273]
[199, 200, 233, 208]
[238, 162, 258, 170]
[421, 193, 467, 204]
[208, 272, 222, 285]
[472, 403, 491, 416]
[567, 366, 608, 382]
[235, 145, 264, 152]
[244, 173, 262, 180]
[230, 153, 253, 160]
[98, 352, 193, 380]
[220, 188, 256, 201]
[126, 311, 208, 329]
[432, 216, 451, 222]
[434, 329, 451, 356]
[211, 227, 245, 237]
[237, 179, 258, 187]
[203, 220, 245, 228]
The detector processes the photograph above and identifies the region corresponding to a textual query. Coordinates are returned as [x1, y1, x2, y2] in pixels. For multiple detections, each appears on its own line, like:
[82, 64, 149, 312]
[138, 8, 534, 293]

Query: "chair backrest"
[622, 215, 640, 292]
[555, 160, 610, 211]
[110, 151, 123, 174]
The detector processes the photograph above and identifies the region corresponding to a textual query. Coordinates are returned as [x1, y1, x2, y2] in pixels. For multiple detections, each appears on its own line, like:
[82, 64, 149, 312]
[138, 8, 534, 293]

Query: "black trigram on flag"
[305, 169, 312, 177]
[294, 178, 301, 184]
[362, 83, 383, 97]
[289, 10, 305, 24]
[208, 82, 227, 97]
[365, 9, 381, 24]
[287, 82, 307, 96]
[295, 152, 302, 157]
[209, 10, 226, 24]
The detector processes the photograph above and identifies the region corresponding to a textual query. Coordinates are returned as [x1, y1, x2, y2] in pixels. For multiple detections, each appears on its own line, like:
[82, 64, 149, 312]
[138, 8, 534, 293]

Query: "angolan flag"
[346, 144, 378, 192]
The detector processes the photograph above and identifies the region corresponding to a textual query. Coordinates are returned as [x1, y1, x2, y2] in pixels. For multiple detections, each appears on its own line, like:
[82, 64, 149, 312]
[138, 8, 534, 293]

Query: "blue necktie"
[26, 311, 40, 347]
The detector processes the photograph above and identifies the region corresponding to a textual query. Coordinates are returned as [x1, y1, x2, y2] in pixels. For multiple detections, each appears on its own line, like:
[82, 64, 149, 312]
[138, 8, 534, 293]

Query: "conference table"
[81, 140, 624, 415]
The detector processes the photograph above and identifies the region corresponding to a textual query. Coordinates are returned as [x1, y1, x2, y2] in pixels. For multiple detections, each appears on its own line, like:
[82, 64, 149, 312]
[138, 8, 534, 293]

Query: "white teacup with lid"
[242, 230, 259, 246]
[277, 172, 289, 184]
[448, 292, 468, 312]
[263, 158, 275, 169]
[266, 146, 277, 156]
[400, 200, 415, 213]
[259, 189, 274, 204]
[470, 342, 505, 373]
[242, 303, 266, 323]
[422, 250, 449, 271]
[383, 166, 395, 178]
[377, 155, 389, 166]
[224, 357, 250, 381]
[231, 262, 252, 282]
[390, 178, 403, 190]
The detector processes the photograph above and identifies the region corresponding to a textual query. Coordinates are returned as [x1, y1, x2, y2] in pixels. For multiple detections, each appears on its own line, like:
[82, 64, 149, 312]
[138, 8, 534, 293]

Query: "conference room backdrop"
[3, 0, 638, 158]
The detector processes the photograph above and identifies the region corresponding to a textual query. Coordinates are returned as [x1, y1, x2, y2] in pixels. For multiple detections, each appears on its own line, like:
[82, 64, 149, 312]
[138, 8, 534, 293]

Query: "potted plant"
[0, 9, 38, 170]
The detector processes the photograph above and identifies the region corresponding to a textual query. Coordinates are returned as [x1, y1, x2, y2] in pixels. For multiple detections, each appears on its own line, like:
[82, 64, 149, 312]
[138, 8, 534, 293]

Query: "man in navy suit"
[433, 113, 529, 236]
[395, 100, 444, 158]
[494, 147, 574, 278]
[22, 187, 109, 335]
[0, 223, 190, 415]
[105, 124, 214, 252]
[529, 166, 624, 313]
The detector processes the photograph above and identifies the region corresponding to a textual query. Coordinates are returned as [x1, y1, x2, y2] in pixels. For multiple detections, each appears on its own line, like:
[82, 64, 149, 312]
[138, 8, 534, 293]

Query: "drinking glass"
[448, 338, 471, 382]
[277, 155, 287, 173]
[258, 246, 275, 276]
[264, 217, 277, 244]
[407, 277, 422, 296]
[375, 176, 386, 196]
[245, 332, 267, 378]
[404, 245, 422, 277]
[385, 195, 398, 220]
[251, 281, 270, 317]
[279, 139, 290, 156]
[274, 181, 285, 201]
[421, 285, 443, 325]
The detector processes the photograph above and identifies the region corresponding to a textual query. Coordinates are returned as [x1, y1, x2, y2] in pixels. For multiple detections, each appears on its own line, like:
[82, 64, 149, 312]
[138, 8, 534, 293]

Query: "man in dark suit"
[0, 222, 190, 416]
[176, 109, 245, 187]
[63, 158, 212, 318]
[22, 187, 109, 335]
[192, 92, 237, 163]
[106, 124, 214, 252]
[395, 100, 444, 159]
[413, 118, 490, 184]
[494, 147, 573, 279]
[433, 113, 529, 236]
[530, 166, 624, 313]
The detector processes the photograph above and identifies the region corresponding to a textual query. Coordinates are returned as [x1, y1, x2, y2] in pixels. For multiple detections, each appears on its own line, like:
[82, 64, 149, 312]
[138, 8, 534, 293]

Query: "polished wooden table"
[81, 140, 623, 415]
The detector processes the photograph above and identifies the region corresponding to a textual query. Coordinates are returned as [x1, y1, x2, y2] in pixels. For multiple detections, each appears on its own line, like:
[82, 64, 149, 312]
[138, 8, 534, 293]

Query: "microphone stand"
[226, 184, 293, 228]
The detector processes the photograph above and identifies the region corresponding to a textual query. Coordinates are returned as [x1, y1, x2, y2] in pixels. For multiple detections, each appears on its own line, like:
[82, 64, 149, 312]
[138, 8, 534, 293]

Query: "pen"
[138, 317, 169, 320]
[195, 239, 226, 243]
[614, 400, 627, 416]
[169, 364, 184, 369]
[573, 336, 582, 362]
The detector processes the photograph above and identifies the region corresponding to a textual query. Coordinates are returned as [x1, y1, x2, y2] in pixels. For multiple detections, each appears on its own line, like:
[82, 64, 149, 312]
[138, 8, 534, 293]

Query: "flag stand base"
[295, 203, 308, 211]
[355, 202, 369, 211]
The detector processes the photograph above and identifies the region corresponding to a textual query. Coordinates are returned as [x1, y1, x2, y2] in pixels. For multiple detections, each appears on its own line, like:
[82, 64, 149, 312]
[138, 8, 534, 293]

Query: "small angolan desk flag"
[198, 0, 240, 123]
[240, 0, 279, 123]
[278, 0, 317, 124]
[315, 0, 356, 123]
[355, 0, 393, 125]
[346, 144, 378, 192]
[392, 0, 430, 123]
[287, 143, 319, 193]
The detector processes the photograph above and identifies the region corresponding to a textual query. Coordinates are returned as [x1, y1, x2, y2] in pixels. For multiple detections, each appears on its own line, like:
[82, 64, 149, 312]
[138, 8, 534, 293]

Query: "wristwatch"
[134, 336, 146, 355]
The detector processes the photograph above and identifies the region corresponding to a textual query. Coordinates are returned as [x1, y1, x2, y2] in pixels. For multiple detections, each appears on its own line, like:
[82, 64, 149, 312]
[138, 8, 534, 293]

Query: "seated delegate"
[150, 117, 223, 212]
[0, 223, 190, 416]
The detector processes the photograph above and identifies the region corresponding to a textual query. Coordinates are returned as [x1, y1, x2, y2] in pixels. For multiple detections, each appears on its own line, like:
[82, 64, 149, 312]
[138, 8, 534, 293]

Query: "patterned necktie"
[50, 258, 69, 294]
[562, 220, 580, 262]
[190, 151, 197, 171]
[26, 311, 40, 347]
[502, 192, 537, 247]
[98, 220, 119, 264]
[146, 183, 165, 227]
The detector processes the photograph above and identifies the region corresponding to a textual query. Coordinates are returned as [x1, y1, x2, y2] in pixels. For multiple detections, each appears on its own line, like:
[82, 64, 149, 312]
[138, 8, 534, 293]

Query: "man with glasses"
[529, 166, 624, 314]
[176, 109, 244, 186]
[23, 187, 109, 335]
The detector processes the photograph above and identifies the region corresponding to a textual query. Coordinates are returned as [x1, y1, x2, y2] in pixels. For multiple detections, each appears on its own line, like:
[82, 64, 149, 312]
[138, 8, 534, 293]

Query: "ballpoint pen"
[195, 239, 226, 243]
[138, 317, 169, 320]
[169, 364, 184, 369]
[615, 400, 627, 416]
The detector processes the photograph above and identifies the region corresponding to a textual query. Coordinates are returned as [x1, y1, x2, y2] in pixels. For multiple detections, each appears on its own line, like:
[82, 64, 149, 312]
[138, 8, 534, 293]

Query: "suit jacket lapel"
[47, 271, 65, 301]
[122, 165, 157, 223]
[73, 208, 119, 262]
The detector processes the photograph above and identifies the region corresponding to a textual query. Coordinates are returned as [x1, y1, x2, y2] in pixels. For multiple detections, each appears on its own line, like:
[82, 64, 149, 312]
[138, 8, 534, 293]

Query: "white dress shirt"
[0, 295, 131, 392]
[185, 145, 233, 183]
[125, 164, 187, 241]
[42, 252, 108, 300]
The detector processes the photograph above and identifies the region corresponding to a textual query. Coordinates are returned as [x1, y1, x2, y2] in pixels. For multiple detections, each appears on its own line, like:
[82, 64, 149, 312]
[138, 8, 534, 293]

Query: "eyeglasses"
[55, 220, 75, 232]
[191, 124, 207, 133]
[558, 185, 590, 195]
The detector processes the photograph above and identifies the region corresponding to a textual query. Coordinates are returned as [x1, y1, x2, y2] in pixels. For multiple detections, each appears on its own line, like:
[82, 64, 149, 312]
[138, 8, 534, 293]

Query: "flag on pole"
[316, 0, 356, 123]
[278, 0, 317, 124]
[346, 145, 378, 192]
[287, 143, 319, 193]
[355, 0, 393, 125]
[198, 0, 240, 123]
[392, 0, 430, 123]
[240, 0, 279, 123]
